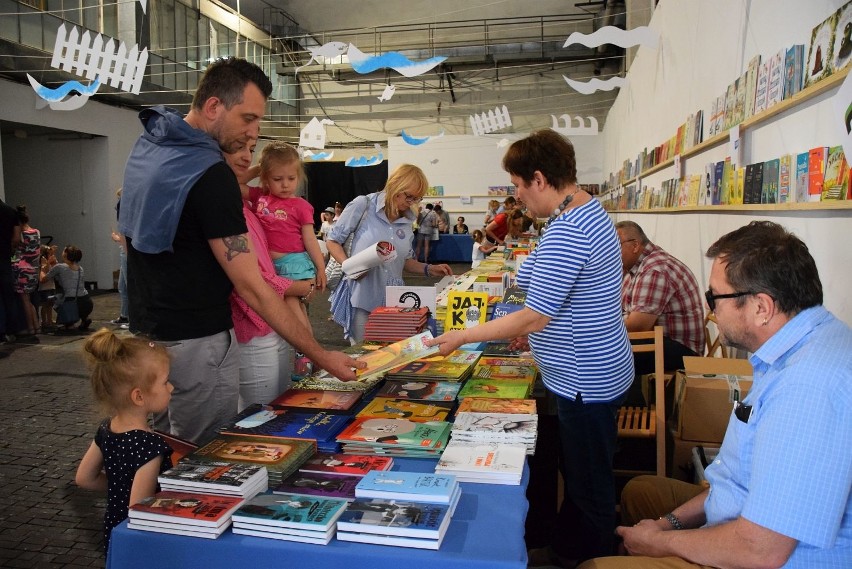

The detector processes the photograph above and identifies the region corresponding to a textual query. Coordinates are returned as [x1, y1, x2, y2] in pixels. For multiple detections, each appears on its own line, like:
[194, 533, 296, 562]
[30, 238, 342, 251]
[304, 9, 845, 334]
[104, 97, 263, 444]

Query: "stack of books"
[456, 377, 534, 400]
[435, 440, 527, 485]
[450, 412, 538, 454]
[185, 433, 316, 487]
[272, 470, 360, 502]
[354, 470, 461, 512]
[127, 491, 244, 538]
[336, 499, 454, 550]
[363, 306, 430, 342]
[231, 492, 349, 545]
[455, 397, 537, 414]
[335, 417, 451, 458]
[270, 388, 362, 414]
[297, 452, 394, 477]
[219, 404, 354, 453]
[157, 460, 268, 499]
[356, 397, 455, 422]
[384, 360, 475, 382]
[374, 379, 462, 402]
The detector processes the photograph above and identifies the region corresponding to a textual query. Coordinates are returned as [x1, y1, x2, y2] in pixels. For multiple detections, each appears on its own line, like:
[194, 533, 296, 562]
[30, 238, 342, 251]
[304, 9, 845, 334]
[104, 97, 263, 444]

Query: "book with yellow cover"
[356, 398, 454, 422]
[444, 291, 488, 332]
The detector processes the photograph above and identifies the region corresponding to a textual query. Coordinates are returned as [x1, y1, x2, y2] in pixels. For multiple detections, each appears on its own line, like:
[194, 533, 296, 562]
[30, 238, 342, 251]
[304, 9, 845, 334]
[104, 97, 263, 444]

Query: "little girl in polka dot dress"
[75, 328, 175, 553]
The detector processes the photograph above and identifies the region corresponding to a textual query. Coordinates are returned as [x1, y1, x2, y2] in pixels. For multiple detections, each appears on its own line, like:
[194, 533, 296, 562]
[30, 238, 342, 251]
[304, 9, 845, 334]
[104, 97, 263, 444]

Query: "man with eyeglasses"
[581, 221, 852, 569]
[616, 221, 705, 376]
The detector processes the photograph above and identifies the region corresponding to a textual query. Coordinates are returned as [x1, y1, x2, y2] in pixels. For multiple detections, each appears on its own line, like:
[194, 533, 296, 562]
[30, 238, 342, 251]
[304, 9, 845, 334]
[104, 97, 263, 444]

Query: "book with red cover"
[128, 491, 244, 527]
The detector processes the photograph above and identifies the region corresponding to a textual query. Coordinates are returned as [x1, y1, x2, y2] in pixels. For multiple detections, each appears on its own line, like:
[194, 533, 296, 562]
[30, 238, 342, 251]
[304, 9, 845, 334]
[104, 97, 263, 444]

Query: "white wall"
[0, 78, 142, 289]
[388, 134, 604, 227]
[603, 0, 852, 325]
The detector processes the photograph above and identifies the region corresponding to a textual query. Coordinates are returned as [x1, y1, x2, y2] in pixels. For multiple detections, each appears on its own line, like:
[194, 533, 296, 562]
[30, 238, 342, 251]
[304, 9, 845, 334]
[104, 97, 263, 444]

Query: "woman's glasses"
[403, 191, 423, 204]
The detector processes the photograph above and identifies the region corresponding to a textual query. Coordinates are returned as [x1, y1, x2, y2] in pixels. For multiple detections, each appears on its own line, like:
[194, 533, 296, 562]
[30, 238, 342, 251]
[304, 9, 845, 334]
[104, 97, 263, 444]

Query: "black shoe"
[110, 316, 129, 325]
[78, 319, 92, 331]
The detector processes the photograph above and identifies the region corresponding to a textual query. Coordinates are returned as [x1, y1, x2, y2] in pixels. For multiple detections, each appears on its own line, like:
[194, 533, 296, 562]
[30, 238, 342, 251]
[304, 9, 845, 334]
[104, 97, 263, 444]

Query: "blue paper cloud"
[345, 151, 384, 167]
[29, 77, 101, 102]
[347, 44, 446, 78]
[399, 129, 444, 146]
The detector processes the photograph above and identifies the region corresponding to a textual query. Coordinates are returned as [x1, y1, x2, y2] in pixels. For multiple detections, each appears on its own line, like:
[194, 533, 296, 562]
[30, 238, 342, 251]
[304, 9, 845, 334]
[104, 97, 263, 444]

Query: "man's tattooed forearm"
[222, 235, 250, 261]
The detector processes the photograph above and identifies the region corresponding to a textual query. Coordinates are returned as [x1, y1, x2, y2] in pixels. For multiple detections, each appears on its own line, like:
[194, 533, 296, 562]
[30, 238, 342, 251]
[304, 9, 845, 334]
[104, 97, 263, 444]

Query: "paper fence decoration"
[295, 41, 348, 74]
[551, 114, 599, 135]
[469, 105, 512, 136]
[299, 117, 335, 150]
[377, 84, 396, 102]
[347, 43, 446, 77]
[399, 129, 444, 145]
[28, 23, 148, 109]
[562, 75, 627, 94]
[562, 26, 659, 49]
[138, 0, 147, 13]
[346, 144, 384, 167]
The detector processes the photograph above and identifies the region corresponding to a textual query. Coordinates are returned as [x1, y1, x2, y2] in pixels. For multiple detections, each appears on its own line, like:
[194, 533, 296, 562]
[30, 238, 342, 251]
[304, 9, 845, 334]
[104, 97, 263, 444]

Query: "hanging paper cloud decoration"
[562, 75, 627, 94]
[550, 114, 599, 135]
[562, 26, 659, 49]
[399, 129, 444, 145]
[346, 145, 384, 167]
[295, 41, 348, 74]
[28, 76, 100, 110]
[302, 149, 335, 161]
[347, 44, 446, 77]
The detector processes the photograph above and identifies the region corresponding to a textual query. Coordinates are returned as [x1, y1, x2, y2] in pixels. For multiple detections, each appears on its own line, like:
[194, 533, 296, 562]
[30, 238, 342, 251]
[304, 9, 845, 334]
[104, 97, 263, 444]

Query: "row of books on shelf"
[604, 1, 852, 193]
[603, 145, 850, 210]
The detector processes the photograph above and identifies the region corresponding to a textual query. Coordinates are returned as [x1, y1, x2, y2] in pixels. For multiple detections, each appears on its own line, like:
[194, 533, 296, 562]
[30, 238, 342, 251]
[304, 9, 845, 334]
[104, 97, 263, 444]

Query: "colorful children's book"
[472, 364, 537, 381]
[384, 360, 473, 382]
[298, 452, 393, 477]
[444, 291, 488, 332]
[335, 418, 452, 450]
[269, 389, 362, 413]
[822, 145, 849, 200]
[353, 331, 440, 383]
[778, 154, 793, 203]
[355, 471, 459, 504]
[272, 471, 361, 501]
[374, 379, 462, 401]
[457, 378, 534, 400]
[186, 434, 316, 485]
[795, 151, 810, 203]
[128, 491, 244, 528]
[336, 498, 452, 539]
[230, 492, 348, 531]
[219, 404, 352, 450]
[356, 397, 455, 422]
[808, 146, 829, 202]
[456, 397, 537, 414]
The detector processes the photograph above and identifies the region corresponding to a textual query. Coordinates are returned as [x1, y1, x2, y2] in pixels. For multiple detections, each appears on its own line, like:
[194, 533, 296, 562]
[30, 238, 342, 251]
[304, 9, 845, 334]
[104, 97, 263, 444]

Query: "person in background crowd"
[75, 328, 174, 553]
[0, 198, 21, 344]
[486, 207, 524, 246]
[37, 245, 57, 329]
[483, 199, 500, 228]
[471, 229, 497, 268]
[118, 57, 360, 445]
[581, 221, 852, 569]
[427, 129, 633, 568]
[414, 202, 438, 263]
[434, 203, 451, 234]
[495, 195, 517, 215]
[453, 216, 469, 234]
[333, 201, 343, 223]
[11, 205, 41, 335]
[328, 164, 452, 344]
[617, 221, 705, 374]
[319, 207, 335, 241]
[43, 245, 94, 331]
[110, 189, 129, 328]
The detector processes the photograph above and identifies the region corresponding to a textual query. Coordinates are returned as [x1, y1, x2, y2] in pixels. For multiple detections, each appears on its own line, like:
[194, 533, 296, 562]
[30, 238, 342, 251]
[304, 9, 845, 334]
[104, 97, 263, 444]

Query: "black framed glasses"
[704, 290, 754, 312]
[402, 191, 423, 204]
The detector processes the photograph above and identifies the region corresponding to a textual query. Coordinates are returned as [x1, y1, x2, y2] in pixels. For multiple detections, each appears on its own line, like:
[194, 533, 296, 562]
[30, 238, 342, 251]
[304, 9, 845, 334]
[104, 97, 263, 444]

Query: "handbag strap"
[342, 194, 373, 256]
[70, 268, 82, 297]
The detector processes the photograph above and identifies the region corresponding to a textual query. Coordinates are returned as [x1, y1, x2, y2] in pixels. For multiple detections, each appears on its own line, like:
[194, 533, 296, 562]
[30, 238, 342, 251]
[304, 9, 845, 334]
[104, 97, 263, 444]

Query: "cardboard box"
[666, 427, 719, 481]
[672, 356, 753, 443]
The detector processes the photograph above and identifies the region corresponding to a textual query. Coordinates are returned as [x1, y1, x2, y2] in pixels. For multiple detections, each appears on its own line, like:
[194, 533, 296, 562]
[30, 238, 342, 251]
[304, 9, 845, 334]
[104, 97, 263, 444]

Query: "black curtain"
[304, 162, 388, 227]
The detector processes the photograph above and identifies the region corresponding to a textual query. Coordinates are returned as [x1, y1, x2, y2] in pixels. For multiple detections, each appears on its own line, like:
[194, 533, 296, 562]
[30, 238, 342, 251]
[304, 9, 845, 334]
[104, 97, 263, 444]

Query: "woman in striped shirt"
[428, 129, 634, 566]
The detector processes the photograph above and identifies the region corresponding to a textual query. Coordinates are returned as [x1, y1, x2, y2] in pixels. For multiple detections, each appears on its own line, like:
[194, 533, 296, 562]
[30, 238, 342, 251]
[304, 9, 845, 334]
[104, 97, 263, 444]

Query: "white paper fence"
[469, 105, 512, 136]
[50, 23, 148, 95]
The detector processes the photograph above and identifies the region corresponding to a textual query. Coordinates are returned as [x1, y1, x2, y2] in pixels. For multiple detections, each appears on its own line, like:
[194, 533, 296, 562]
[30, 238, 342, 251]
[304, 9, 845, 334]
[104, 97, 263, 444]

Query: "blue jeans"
[553, 391, 624, 562]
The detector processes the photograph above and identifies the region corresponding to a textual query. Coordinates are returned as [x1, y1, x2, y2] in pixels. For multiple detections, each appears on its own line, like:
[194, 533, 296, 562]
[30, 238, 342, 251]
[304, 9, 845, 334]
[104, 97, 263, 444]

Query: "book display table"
[107, 457, 529, 569]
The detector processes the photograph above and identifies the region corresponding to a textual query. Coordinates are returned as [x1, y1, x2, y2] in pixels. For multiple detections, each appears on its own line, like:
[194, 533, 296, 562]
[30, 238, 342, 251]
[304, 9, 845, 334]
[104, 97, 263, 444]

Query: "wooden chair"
[704, 313, 728, 357]
[617, 326, 666, 476]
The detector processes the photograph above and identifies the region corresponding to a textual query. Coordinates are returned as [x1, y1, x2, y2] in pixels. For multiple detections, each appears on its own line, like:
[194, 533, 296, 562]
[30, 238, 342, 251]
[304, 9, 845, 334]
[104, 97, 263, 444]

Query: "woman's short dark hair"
[502, 129, 577, 189]
[706, 221, 822, 315]
[64, 245, 83, 263]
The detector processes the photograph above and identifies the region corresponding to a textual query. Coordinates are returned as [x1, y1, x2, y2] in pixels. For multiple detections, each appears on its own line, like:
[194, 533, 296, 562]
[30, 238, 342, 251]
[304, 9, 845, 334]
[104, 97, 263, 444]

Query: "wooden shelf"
[608, 201, 852, 214]
[619, 66, 851, 186]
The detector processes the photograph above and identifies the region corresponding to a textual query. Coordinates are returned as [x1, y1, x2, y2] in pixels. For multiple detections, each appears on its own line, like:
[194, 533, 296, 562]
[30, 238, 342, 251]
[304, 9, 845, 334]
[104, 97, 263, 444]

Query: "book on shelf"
[218, 404, 352, 452]
[762, 158, 780, 204]
[720, 159, 733, 205]
[356, 397, 455, 422]
[355, 470, 459, 504]
[700, 163, 713, 206]
[298, 452, 393, 477]
[337, 498, 452, 540]
[766, 48, 786, 109]
[822, 145, 850, 200]
[374, 379, 462, 401]
[128, 490, 244, 528]
[456, 397, 537, 414]
[157, 459, 268, 497]
[186, 433, 316, 485]
[733, 75, 746, 125]
[712, 161, 724, 205]
[272, 470, 360, 501]
[734, 166, 745, 205]
[231, 491, 348, 532]
[744, 54, 761, 119]
[808, 146, 829, 202]
[778, 154, 793, 203]
[269, 388, 362, 413]
[832, 2, 852, 72]
[435, 440, 527, 484]
[784, 44, 805, 99]
[753, 59, 770, 115]
[805, 9, 838, 88]
[794, 151, 809, 203]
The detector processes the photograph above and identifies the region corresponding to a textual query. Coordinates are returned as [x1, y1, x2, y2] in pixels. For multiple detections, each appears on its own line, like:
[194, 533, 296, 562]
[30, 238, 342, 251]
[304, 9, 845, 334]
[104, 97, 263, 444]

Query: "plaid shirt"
[622, 242, 705, 355]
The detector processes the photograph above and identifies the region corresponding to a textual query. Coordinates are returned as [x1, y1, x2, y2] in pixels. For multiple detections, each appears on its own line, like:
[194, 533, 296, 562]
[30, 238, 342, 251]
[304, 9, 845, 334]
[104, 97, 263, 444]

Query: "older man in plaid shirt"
[617, 221, 705, 375]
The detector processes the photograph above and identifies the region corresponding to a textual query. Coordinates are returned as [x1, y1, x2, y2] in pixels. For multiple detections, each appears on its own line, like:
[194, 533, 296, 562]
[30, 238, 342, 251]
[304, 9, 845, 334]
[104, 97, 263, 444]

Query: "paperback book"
[218, 404, 352, 453]
[356, 397, 455, 422]
[128, 491, 244, 528]
[385, 360, 474, 382]
[157, 459, 268, 497]
[269, 388, 362, 413]
[353, 331, 440, 383]
[337, 498, 452, 540]
[455, 397, 537, 414]
[457, 378, 535, 400]
[435, 440, 527, 485]
[355, 470, 459, 504]
[298, 452, 394, 477]
[126, 517, 229, 538]
[231, 491, 348, 544]
[374, 379, 462, 401]
[232, 523, 335, 544]
[471, 363, 537, 381]
[336, 418, 452, 451]
[186, 434, 316, 485]
[272, 470, 360, 501]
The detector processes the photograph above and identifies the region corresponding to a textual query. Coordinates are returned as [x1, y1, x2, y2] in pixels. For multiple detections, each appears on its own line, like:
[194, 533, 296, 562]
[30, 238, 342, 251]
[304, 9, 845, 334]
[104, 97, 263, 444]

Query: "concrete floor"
[0, 264, 471, 567]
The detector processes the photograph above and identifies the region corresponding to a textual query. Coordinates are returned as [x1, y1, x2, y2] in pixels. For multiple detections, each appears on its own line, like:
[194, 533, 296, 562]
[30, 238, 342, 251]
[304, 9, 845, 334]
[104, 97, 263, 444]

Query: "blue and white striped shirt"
[515, 199, 633, 402]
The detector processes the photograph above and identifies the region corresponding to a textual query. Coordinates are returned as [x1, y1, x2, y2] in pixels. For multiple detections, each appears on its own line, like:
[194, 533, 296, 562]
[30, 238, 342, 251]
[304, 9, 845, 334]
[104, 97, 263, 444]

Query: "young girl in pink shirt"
[246, 142, 325, 330]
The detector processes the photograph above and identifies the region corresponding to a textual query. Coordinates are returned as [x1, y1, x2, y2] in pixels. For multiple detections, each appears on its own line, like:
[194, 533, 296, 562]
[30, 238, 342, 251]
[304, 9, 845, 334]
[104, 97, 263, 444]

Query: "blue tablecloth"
[430, 234, 473, 263]
[107, 457, 529, 569]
